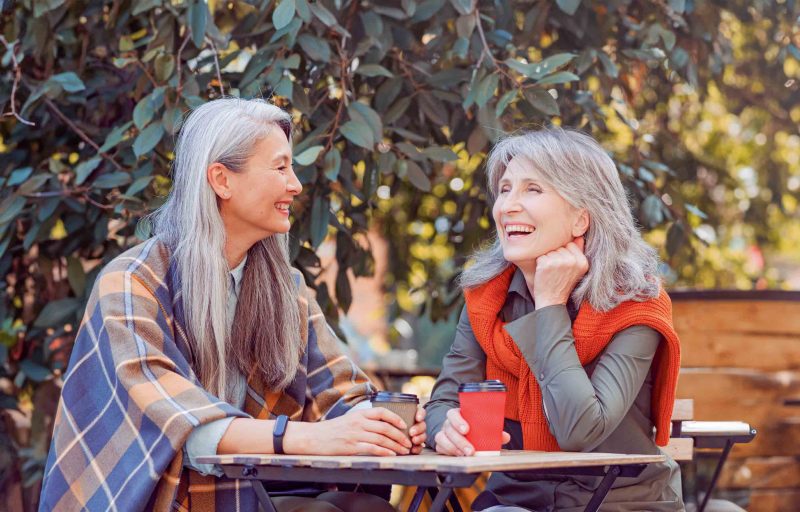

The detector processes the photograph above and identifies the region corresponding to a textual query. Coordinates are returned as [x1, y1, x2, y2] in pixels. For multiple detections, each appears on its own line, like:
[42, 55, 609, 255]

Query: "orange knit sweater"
[464, 266, 681, 450]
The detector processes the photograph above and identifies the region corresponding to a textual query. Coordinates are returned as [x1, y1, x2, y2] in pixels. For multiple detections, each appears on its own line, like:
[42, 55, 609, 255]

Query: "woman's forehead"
[499, 156, 543, 180]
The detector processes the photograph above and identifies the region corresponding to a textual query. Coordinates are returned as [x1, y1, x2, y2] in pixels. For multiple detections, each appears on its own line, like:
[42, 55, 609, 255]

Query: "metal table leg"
[407, 487, 426, 512]
[699, 440, 734, 512]
[242, 466, 278, 512]
[583, 465, 622, 512]
[428, 486, 454, 512]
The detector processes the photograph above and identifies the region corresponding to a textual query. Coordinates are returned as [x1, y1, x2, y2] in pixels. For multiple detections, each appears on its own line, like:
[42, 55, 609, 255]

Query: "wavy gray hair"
[151, 98, 301, 400]
[459, 128, 660, 311]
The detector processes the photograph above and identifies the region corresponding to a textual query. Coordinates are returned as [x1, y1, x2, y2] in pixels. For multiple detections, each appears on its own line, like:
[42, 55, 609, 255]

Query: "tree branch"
[0, 36, 35, 126]
[176, 32, 191, 94]
[207, 37, 225, 96]
[42, 97, 126, 172]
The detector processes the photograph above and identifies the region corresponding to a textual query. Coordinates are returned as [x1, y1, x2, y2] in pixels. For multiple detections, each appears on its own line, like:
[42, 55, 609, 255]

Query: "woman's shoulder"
[94, 238, 173, 295]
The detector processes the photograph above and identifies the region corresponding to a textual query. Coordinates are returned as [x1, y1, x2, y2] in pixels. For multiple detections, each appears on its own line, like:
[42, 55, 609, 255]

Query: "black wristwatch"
[273, 414, 289, 454]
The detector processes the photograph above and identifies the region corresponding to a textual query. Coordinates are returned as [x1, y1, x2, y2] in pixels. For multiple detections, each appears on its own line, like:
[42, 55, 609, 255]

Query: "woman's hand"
[409, 407, 427, 454]
[286, 408, 412, 456]
[531, 236, 589, 309]
[433, 408, 511, 456]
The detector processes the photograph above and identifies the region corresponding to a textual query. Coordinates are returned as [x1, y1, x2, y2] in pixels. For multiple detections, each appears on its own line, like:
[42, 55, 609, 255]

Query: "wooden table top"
[196, 450, 665, 474]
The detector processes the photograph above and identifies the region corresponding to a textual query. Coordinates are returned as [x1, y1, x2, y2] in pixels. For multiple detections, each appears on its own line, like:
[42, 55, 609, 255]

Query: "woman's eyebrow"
[271, 152, 291, 164]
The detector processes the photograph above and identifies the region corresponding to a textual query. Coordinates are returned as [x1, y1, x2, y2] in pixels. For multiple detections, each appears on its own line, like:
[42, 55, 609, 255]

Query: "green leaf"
[0, 196, 26, 224]
[423, 146, 458, 162]
[475, 74, 499, 108]
[685, 204, 708, 219]
[34, 298, 80, 328]
[340, 121, 374, 150]
[162, 107, 183, 135]
[668, 0, 686, 13]
[323, 149, 342, 181]
[597, 52, 618, 78]
[405, 160, 431, 192]
[50, 72, 85, 93]
[126, 176, 154, 196]
[273, 0, 296, 31]
[496, 89, 517, 116]
[154, 53, 175, 82]
[133, 0, 162, 16]
[297, 34, 331, 62]
[133, 122, 165, 157]
[556, 0, 581, 15]
[189, 1, 209, 48]
[537, 53, 577, 74]
[348, 102, 383, 142]
[356, 64, 394, 78]
[308, 1, 336, 26]
[6, 167, 33, 187]
[666, 221, 686, 256]
[18, 174, 50, 195]
[294, 145, 324, 166]
[67, 256, 86, 297]
[94, 172, 133, 189]
[535, 71, 580, 86]
[310, 196, 330, 247]
[75, 157, 102, 185]
[99, 122, 133, 153]
[448, 0, 473, 16]
[524, 89, 560, 116]
[19, 360, 52, 383]
[33, 0, 66, 17]
[642, 195, 664, 226]
[133, 95, 156, 129]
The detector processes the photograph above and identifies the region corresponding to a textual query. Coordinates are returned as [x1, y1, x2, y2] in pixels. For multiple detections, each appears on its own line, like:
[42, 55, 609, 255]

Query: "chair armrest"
[677, 421, 757, 449]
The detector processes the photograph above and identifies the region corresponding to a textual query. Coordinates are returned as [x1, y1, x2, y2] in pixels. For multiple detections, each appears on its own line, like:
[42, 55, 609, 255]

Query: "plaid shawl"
[40, 239, 375, 511]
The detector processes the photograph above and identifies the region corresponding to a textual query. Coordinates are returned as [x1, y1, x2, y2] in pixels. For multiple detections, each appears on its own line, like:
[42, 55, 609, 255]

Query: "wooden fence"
[672, 290, 800, 511]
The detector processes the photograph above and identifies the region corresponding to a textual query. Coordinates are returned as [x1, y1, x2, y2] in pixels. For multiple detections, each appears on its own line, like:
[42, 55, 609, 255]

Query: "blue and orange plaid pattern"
[40, 239, 375, 511]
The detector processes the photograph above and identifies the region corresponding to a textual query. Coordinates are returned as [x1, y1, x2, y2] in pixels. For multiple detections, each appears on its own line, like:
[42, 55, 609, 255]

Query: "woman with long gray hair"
[41, 98, 426, 512]
[424, 129, 685, 511]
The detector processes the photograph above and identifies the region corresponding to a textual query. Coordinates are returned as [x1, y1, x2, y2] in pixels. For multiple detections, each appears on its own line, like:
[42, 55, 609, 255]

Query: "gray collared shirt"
[424, 269, 684, 511]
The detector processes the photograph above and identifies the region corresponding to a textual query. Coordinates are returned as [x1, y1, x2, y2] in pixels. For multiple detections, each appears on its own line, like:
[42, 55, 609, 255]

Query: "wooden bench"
[398, 398, 756, 512]
[668, 399, 756, 512]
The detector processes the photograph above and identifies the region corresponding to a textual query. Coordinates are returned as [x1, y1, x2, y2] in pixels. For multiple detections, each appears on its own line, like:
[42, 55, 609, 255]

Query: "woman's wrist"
[282, 420, 313, 455]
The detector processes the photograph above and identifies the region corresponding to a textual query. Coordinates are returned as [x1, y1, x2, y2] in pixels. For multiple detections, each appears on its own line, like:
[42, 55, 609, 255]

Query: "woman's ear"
[572, 208, 590, 238]
[207, 163, 232, 200]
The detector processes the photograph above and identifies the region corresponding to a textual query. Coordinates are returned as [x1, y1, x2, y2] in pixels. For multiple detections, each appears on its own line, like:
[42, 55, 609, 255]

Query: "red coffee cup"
[458, 380, 507, 455]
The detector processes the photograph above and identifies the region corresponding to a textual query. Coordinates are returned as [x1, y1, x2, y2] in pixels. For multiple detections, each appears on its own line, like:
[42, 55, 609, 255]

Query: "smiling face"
[216, 126, 302, 245]
[492, 156, 587, 269]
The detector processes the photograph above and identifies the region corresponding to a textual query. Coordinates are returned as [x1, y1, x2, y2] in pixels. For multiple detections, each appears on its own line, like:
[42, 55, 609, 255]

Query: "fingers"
[445, 408, 469, 435]
[358, 430, 410, 455]
[502, 431, 511, 444]
[434, 430, 462, 456]
[363, 406, 407, 431]
[415, 407, 426, 422]
[361, 417, 412, 451]
[442, 418, 475, 456]
[354, 441, 397, 457]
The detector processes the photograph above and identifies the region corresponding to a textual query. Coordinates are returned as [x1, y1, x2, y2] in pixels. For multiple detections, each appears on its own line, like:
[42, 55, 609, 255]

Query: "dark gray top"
[425, 269, 684, 511]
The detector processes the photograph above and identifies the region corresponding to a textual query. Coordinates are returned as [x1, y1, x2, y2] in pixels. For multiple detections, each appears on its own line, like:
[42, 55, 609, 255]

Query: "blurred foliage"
[1, 0, 799, 505]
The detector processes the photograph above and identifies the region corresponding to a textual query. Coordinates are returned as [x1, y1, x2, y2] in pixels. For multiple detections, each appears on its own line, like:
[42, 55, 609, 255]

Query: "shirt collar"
[508, 266, 532, 302]
[229, 254, 248, 297]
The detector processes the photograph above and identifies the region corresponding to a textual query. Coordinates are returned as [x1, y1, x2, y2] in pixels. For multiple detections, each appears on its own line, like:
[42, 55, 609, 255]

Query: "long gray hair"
[151, 98, 301, 400]
[460, 128, 660, 311]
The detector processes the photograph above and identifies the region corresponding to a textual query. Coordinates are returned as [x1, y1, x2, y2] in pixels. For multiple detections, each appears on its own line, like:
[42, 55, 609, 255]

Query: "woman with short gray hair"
[425, 128, 685, 511]
[41, 98, 426, 512]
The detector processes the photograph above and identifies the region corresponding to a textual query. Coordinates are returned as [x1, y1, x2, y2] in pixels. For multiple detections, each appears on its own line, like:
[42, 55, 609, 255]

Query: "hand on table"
[409, 407, 427, 455]
[294, 408, 412, 456]
[433, 408, 510, 457]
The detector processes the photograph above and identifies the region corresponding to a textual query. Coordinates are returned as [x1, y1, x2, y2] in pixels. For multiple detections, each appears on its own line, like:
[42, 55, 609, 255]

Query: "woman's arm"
[216, 408, 413, 456]
[504, 305, 660, 451]
[425, 306, 487, 447]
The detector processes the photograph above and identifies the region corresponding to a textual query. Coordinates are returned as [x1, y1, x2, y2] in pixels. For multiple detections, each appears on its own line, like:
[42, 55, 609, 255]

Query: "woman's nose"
[287, 168, 303, 195]
[500, 191, 522, 213]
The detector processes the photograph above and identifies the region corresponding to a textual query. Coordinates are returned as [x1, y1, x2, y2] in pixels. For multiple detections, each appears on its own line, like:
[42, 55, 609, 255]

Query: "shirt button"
[539, 373, 545, 380]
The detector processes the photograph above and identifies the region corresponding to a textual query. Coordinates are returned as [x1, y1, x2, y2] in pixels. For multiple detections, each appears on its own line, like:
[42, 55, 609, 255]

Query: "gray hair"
[459, 128, 660, 311]
[151, 98, 301, 400]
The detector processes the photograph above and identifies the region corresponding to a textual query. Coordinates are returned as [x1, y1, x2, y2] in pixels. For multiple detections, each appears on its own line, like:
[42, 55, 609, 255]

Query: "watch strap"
[273, 414, 289, 454]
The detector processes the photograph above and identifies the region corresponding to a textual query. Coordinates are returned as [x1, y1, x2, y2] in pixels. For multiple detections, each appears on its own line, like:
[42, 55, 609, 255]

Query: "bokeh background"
[1, 0, 799, 510]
